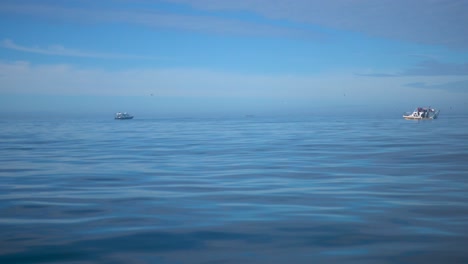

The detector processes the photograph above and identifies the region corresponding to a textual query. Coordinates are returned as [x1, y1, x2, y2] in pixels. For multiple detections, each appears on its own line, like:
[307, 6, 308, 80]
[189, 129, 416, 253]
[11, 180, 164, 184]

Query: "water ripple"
[1, 116, 468, 263]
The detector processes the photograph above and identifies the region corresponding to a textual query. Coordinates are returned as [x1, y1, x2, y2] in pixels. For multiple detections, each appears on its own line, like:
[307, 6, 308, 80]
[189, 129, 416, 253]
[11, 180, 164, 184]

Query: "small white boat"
[403, 107, 439, 120]
[115, 112, 134, 120]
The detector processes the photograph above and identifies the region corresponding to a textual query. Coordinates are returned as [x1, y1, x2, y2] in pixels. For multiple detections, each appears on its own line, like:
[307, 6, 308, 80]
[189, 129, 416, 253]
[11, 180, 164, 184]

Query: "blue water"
[1, 115, 468, 263]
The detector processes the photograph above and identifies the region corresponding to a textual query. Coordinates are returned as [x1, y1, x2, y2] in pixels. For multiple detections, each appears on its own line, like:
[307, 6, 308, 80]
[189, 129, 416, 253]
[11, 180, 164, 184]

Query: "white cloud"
[0, 61, 463, 103]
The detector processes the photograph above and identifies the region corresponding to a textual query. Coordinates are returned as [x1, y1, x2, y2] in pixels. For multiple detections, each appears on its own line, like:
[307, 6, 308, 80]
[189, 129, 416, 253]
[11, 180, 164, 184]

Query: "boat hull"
[403, 116, 435, 120]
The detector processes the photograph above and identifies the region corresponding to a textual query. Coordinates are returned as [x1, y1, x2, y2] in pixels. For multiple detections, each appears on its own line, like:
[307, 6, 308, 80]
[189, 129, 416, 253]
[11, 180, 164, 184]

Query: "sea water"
[1, 115, 467, 263]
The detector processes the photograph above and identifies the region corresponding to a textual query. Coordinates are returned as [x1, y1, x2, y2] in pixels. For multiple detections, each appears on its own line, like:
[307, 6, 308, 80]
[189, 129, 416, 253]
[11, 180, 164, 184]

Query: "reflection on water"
[1, 116, 467, 263]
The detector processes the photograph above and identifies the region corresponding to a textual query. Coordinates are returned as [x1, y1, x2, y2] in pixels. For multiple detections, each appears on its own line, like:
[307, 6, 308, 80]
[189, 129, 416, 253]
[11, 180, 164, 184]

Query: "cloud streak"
[0, 60, 330, 97]
[358, 60, 468, 77]
[165, 0, 468, 50]
[401, 61, 468, 76]
[0, 2, 323, 40]
[1, 61, 463, 101]
[4, 1, 467, 51]
[2, 1, 467, 49]
[1, 39, 154, 59]
[406, 80, 468, 92]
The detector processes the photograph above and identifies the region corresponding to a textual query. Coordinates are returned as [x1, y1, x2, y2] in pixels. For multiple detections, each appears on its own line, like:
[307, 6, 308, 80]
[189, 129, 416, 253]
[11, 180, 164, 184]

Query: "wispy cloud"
[1, 39, 152, 59]
[400, 60, 468, 76]
[166, 0, 468, 50]
[406, 80, 468, 92]
[0, 60, 396, 99]
[2, 1, 467, 49]
[0, 2, 323, 39]
[358, 60, 468, 77]
[356, 73, 397, 77]
[1, 60, 463, 105]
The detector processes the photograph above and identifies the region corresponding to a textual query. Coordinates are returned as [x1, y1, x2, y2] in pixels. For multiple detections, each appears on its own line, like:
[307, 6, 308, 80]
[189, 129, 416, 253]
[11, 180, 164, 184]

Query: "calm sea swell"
[1, 116, 467, 263]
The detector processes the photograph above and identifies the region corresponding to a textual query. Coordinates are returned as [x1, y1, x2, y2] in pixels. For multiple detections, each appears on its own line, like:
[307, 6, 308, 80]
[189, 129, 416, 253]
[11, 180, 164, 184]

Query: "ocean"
[1, 114, 468, 263]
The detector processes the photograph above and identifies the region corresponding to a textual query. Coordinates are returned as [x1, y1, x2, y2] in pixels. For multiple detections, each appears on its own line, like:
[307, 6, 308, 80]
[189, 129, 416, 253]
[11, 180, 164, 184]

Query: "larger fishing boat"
[403, 107, 439, 120]
[115, 112, 134, 120]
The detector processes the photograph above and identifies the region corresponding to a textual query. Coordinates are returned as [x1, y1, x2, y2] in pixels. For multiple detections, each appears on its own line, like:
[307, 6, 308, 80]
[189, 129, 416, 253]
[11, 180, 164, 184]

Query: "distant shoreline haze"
[0, 94, 465, 119]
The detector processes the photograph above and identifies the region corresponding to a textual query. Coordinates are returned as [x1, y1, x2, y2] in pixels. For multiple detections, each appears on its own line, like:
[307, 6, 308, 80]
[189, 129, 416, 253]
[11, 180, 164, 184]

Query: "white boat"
[403, 107, 439, 120]
[115, 112, 134, 120]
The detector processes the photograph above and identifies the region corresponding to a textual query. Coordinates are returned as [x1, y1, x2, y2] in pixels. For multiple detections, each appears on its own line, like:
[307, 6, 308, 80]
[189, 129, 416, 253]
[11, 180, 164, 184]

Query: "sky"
[0, 0, 467, 117]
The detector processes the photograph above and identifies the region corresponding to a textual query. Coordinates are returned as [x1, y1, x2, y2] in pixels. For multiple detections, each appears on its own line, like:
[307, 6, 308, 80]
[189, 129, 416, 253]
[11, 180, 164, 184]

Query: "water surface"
[1, 115, 467, 263]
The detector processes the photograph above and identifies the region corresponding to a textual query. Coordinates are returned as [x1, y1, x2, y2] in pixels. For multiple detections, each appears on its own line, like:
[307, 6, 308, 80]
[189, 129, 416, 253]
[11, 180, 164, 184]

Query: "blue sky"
[1, 0, 467, 117]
